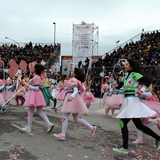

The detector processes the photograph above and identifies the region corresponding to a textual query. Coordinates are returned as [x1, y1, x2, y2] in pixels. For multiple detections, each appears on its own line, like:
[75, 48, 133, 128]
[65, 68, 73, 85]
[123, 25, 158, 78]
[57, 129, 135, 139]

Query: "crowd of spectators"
[0, 41, 59, 69]
[93, 30, 160, 67]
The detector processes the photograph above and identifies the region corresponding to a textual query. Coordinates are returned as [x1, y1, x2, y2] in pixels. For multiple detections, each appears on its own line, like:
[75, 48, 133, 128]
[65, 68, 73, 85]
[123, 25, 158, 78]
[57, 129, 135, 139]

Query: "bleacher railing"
[102, 29, 160, 58]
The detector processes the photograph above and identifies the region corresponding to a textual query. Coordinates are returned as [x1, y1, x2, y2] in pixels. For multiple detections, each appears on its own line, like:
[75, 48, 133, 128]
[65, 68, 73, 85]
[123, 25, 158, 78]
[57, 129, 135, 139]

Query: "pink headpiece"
[105, 76, 110, 79]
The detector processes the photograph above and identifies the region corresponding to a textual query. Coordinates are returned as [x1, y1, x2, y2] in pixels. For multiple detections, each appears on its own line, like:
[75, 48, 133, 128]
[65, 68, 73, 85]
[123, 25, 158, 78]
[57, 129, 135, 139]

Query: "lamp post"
[116, 40, 120, 50]
[5, 37, 20, 47]
[53, 22, 56, 45]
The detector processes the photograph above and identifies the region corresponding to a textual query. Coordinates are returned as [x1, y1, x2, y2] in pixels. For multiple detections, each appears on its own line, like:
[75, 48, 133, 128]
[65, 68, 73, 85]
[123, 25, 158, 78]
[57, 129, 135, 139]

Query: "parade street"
[0, 99, 160, 160]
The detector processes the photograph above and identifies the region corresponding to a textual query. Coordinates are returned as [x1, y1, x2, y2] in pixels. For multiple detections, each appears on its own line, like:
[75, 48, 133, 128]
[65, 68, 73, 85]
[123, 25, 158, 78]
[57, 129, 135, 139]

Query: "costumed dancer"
[107, 81, 124, 118]
[51, 74, 62, 109]
[0, 79, 6, 113]
[22, 64, 54, 133]
[81, 75, 95, 115]
[42, 75, 57, 108]
[101, 76, 112, 115]
[1, 72, 12, 107]
[15, 80, 27, 106]
[54, 74, 70, 112]
[47, 65, 57, 109]
[54, 68, 97, 140]
[0, 69, 13, 112]
[132, 87, 160, 144]
[112, 59, 160, 154]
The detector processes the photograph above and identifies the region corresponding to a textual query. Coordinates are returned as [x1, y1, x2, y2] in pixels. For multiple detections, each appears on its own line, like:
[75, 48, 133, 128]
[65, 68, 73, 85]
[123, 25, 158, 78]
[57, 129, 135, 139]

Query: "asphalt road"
[0, 99, 160, 160]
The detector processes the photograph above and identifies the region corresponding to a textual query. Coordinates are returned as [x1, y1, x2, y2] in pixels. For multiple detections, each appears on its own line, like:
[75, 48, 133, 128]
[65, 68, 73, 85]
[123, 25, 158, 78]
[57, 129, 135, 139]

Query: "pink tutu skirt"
[140, 100, 160, 118]
[105, 96, 111, 107]
[1, 90, 9, 102]
[81, 91, 95, 103]
[107, 94, 124, 109]
[57, 90, 67, 101]
[147, 95, 159, 102]
[0, 93, 5, 105]
[102, 92, 107, 105]
[61, 93, 88, 114]
[24, 89, 47, 108]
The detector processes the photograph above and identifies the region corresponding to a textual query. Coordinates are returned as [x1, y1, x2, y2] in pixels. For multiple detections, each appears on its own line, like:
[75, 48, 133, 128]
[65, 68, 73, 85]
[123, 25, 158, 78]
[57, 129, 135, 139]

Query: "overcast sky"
[0, 0, 160, 57]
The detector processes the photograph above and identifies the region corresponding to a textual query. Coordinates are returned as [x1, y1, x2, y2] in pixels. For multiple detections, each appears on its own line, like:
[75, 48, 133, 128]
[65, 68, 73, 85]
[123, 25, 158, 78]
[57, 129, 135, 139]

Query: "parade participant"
[51, 74, 62, 109]
[22, 64, 54, 133]
[54, 68, 97, 140]
[0, 78, 6, 113]
[53, 74, 70, 113]
[101, 76, 112, 115]
[107, 81, 124, 118]
[15, 81, 27, 106]
[0, 71, 13, 107]
[112, 59, 160, 154]
[133, 89, 160, 144]
[81, 75, 95, 115]
[56, 74, 69, 101]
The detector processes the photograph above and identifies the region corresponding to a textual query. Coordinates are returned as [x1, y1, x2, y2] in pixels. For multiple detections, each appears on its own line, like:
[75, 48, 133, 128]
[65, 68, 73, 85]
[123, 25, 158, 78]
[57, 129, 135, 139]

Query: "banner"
[72, 24, 93, 60]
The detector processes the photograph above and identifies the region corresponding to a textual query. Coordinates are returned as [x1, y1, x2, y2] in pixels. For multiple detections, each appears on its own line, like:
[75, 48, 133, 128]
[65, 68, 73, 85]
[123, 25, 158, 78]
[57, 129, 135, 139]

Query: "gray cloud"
[0, 0, 160, 57]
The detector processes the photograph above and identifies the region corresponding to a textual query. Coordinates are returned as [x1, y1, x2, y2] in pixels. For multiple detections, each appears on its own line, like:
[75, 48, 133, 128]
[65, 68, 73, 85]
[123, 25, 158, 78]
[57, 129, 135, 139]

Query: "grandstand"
[0, 29, 160, 97]
[0, 41, 61, 74]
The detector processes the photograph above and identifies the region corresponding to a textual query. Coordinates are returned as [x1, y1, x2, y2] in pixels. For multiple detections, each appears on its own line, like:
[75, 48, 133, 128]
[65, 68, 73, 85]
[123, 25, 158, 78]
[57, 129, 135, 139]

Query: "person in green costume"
[112, 59, 160, 154]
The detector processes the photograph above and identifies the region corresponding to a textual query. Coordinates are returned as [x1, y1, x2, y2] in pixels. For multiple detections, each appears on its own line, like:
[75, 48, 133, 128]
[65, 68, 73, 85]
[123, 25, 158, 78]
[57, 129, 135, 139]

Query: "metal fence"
[83, 66, 158, 82]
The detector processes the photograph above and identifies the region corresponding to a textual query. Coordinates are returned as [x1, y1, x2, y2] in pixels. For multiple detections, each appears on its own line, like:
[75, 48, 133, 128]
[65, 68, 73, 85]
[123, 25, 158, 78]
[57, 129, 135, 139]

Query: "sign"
[72, 24, 93, 60]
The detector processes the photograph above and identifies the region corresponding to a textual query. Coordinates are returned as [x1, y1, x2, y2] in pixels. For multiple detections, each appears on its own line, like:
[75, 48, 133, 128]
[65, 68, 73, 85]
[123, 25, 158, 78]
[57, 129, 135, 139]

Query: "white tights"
[61, 113, 93, 136]
[134, 120, 158, 140]
[27, 106, 51, 128]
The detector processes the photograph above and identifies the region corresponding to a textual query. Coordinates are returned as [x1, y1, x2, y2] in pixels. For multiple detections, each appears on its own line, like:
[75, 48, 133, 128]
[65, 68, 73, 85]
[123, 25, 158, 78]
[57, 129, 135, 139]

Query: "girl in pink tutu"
[147, 91, 159, 102]
[81, 75, 95, 115]
[22, 64, 54, 133]
[102, 76, 111, 105]
[0, 71, 13, 112]
[132, 87, 160, 144]
[56, 74, 69, 101]
[101, 76, 113, 115]
[51, 74, 62, 109]
[54, 68, 97, 140]
[107, 81, 124, 118]
[0, 77, 6, 113]
[53, 74, 70, 112]
[1, 73, 12, 107]
[15, 81, 27, 106]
